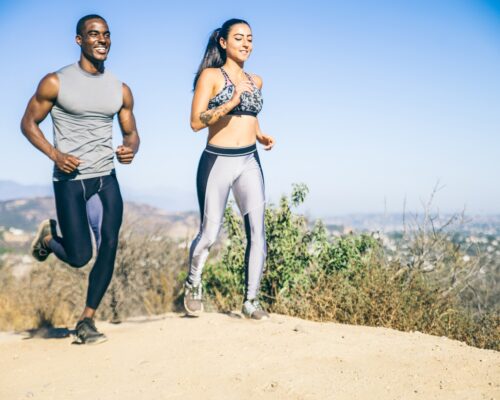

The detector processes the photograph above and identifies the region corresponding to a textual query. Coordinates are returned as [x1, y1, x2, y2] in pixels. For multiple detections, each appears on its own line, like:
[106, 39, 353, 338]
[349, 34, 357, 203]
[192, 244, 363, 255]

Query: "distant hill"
[0, 180, 198, 213]
[0, 180, 52, 201]
[2, 182, 498, 237]
[0, 197, 54, 231]
[0, 197, 199, 239]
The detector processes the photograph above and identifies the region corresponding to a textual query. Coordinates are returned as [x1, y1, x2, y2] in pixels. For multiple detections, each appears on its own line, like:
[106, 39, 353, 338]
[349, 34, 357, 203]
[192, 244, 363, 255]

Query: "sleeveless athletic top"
[50, 63, 123, 181]
[207, 67, 263, 117]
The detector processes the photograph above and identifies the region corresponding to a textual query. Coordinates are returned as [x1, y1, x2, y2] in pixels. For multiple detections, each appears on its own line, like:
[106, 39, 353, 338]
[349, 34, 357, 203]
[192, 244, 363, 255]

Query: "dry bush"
[0, 273, 35, 330]
[202, 185, 500, 351]
[0, 224, 187, 331]
[392, 184, 499, 316]
[0, 260, 86, 330]
[273, 255, 500, 351]
[98, 224, 187, 322]
[0, 185, 497, 352]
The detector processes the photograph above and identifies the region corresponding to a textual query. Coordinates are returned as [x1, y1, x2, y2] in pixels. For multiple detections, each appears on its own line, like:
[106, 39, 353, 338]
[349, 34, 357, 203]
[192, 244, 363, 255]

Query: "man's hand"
[54, 150, 80, 173]
[116, 145, 135, 164]
[257, 133, 275, 151]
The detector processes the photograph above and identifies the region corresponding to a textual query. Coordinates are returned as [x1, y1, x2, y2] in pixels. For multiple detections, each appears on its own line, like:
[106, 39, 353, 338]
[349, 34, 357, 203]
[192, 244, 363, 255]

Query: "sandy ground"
[0, 312, 498, 400]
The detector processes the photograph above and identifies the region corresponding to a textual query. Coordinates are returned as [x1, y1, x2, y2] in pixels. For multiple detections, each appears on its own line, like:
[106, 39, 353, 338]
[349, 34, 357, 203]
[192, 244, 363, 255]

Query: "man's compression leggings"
[48, 174, 123, 309]
[188, 143, 267, 300]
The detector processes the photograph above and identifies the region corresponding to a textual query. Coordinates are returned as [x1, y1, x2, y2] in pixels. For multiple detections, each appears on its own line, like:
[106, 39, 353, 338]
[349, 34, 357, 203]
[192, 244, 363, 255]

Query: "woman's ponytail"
[193, 19, 250, 90]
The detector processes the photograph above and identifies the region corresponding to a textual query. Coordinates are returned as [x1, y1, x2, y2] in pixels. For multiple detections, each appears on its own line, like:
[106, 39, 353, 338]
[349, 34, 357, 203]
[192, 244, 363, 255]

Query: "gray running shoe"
[75, 318, 107, 345]
[242, 299, 269, 320]
[30, 219, 56, 262]
[183, 281, 203, 316]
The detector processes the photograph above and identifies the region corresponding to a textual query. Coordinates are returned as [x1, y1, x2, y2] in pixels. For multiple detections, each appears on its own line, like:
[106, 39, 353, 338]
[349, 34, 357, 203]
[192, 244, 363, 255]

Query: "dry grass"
[0, 260, 85, 330]
[99, 226, 187, 322]
[0, 224, 187, 331]
[0, 213, 498, 351]
[200, 245, 500, 351]
[272, 258, 500, 350]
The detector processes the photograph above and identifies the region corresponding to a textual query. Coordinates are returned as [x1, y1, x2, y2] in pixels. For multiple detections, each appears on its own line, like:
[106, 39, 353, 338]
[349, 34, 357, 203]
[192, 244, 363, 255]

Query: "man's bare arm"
[20, 73, 81, 173]
[116, 83, 140, 164]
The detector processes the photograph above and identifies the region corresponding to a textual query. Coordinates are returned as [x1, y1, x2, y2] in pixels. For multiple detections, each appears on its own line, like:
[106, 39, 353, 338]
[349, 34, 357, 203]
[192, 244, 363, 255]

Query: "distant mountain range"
[0, 180, 52, 201]
[0, 180, 197, 213]
[1, 181, 498, 235]
[0, 196, 199, 239]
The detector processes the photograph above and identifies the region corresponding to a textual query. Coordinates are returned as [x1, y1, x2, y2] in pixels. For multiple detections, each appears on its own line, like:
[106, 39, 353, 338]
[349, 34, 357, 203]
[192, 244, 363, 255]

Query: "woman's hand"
[191, 69, 245, 131]
[230, 80, 254, 106]
[257, 133, 275, 150]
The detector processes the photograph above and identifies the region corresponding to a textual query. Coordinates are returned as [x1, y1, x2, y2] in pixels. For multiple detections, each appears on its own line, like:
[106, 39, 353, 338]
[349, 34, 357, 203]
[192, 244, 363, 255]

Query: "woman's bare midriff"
[207, 115, 257, 147]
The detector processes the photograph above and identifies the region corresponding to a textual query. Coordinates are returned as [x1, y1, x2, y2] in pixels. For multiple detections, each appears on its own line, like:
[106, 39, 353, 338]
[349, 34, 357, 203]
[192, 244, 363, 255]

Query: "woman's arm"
[190, 69, 253, 132]
[252, 76, 275, 151]
[255, 118, 275, 151]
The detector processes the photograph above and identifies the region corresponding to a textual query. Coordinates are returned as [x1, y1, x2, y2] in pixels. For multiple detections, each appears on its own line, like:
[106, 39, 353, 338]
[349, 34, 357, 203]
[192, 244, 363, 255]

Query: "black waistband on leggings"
[204, 143, 257, 156]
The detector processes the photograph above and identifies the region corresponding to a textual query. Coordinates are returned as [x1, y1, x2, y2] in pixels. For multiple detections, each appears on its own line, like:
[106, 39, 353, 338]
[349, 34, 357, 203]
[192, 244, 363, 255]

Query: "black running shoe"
[30, 219, 56, 262]
[75, 318, 107, 345]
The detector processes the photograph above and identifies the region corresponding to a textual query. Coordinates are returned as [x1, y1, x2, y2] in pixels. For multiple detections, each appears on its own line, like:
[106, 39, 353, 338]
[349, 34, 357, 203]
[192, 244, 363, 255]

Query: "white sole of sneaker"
[183, 299, 204, 317]
[242, 311, 270, 321]
[73, 334, 108, 345]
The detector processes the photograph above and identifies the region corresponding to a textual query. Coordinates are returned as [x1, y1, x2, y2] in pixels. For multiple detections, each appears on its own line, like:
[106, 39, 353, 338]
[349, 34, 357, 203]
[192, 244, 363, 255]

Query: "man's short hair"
[76, 14, 107, 36]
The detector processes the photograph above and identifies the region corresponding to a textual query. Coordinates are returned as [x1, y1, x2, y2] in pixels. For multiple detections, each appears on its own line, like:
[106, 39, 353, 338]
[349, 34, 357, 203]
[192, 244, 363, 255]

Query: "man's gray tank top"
[50, 63, 123, 181]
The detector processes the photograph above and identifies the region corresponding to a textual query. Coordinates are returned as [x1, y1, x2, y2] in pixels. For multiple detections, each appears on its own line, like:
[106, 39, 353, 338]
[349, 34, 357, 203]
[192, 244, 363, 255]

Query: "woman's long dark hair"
[193, 18, 250, 90]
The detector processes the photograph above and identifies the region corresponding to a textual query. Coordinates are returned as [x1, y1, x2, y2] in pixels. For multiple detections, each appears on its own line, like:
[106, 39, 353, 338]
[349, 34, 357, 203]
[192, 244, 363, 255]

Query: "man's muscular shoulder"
[36, 73, 60, 101]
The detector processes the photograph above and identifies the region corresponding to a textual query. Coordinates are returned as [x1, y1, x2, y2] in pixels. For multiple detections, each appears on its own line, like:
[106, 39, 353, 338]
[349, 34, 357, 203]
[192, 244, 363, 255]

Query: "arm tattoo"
[199, 103, 232, 127]
[199, 110, 213, 126]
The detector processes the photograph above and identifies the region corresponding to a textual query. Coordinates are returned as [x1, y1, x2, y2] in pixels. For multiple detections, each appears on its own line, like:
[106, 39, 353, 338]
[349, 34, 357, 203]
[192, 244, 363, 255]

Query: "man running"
[21, 14, 140, 344]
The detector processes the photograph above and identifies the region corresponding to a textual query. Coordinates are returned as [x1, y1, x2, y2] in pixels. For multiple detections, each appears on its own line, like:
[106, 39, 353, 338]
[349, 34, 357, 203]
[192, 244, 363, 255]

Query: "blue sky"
[0, 0, 499, 215]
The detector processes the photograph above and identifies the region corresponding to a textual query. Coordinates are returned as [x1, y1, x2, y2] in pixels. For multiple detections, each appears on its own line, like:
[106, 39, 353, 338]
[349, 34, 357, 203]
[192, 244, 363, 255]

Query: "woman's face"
[220, 23, 253, 63]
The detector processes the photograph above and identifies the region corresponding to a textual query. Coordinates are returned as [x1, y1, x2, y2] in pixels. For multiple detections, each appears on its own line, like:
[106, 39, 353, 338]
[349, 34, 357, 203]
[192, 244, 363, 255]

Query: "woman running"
[184, 18, 275, 320]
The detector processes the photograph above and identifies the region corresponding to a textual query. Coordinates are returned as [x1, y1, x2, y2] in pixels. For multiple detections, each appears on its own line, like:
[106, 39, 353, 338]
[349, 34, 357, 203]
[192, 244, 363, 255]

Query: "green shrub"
[0, 184, 497, 351]
[202, 184, 499, 351]
[203, 183, 379, 308]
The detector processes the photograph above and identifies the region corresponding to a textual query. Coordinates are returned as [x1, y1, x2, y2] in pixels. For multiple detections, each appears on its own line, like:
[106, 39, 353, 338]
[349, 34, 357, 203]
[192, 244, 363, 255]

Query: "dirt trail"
[0, 312, 498, 400]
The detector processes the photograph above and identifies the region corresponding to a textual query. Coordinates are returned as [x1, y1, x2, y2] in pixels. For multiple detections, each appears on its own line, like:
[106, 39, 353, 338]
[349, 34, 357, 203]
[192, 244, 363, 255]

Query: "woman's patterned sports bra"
[207, 67, 263, 117]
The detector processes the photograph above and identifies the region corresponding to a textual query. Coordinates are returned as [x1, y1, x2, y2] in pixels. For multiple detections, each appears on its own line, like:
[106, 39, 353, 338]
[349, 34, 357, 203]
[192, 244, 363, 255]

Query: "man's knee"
[67, 249, 92, 268]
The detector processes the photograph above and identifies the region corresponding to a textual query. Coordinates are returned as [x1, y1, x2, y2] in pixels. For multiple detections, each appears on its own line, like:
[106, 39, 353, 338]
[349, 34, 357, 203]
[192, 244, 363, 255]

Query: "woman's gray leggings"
[187, 143, 266, 300]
